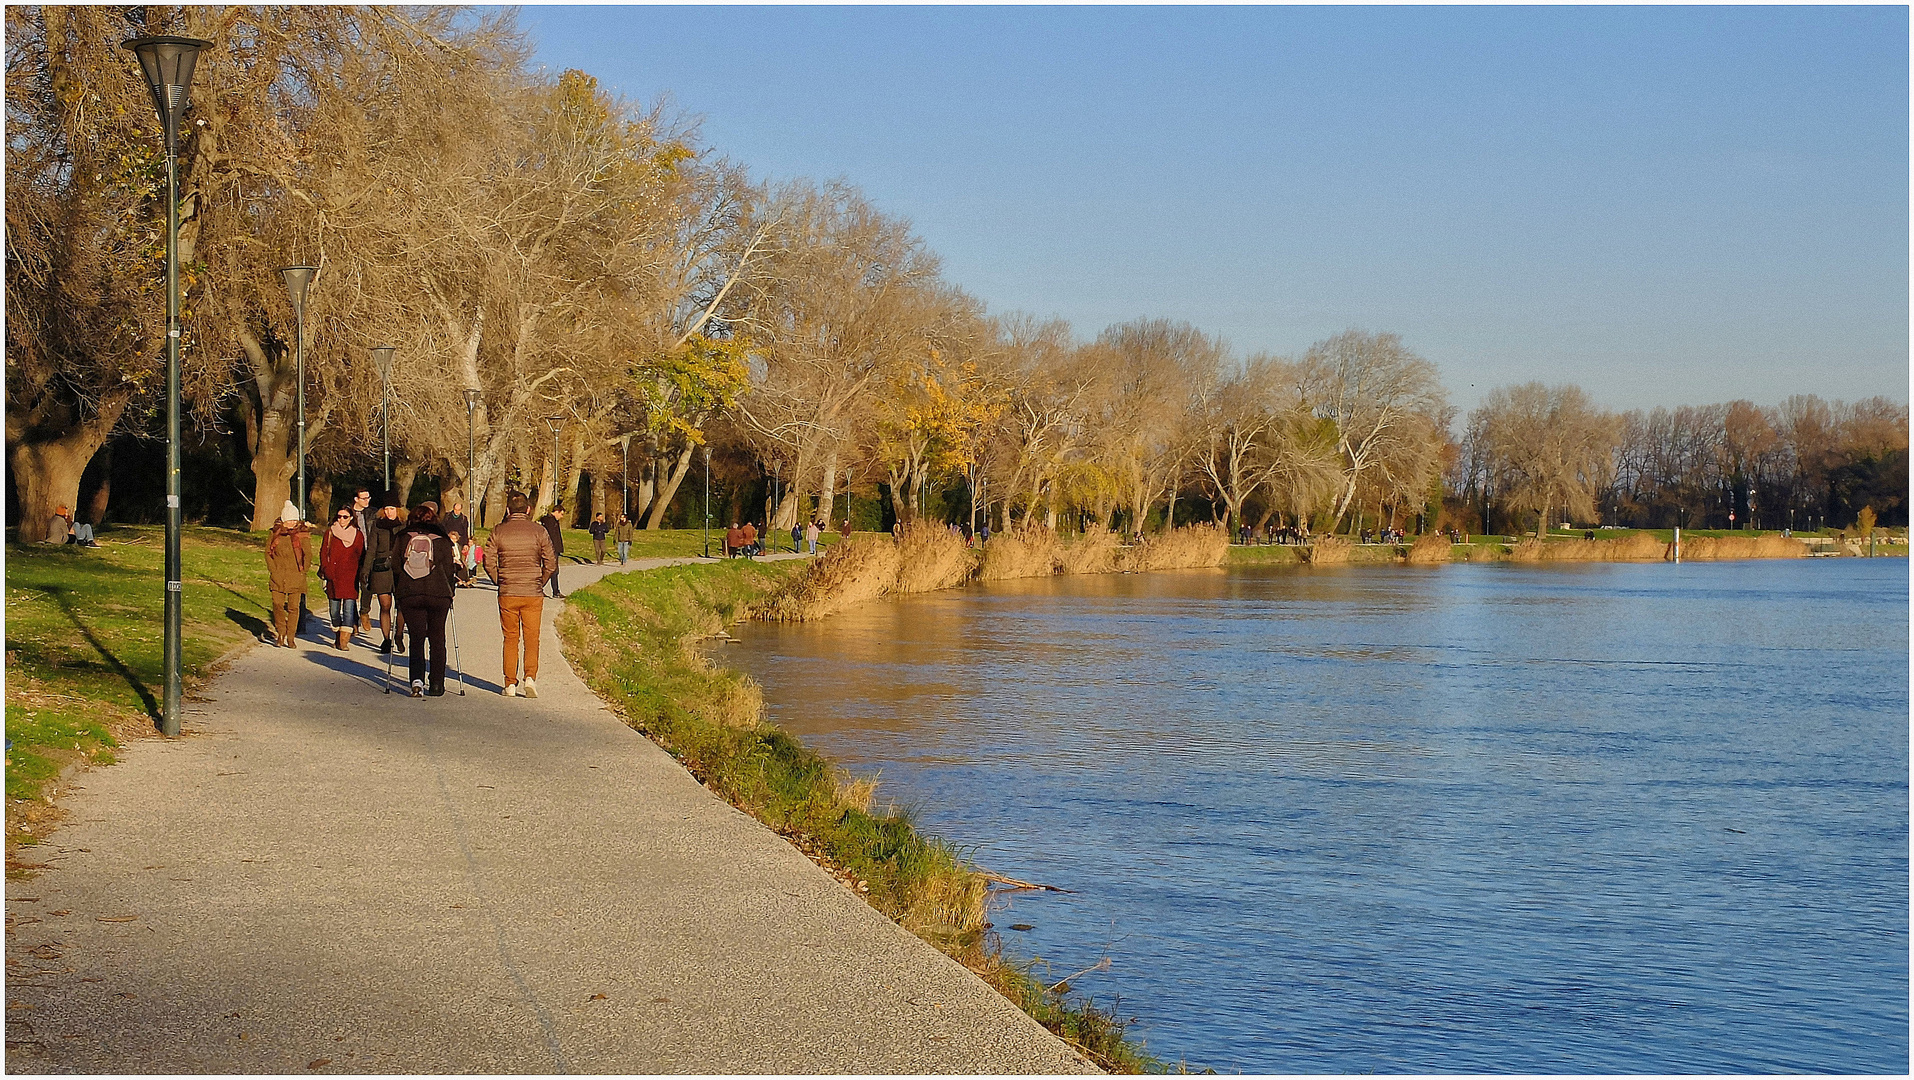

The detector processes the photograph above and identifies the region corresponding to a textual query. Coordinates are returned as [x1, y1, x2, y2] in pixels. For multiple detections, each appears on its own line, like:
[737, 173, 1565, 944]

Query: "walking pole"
[451, 601, 465, 696]
[382, 631, 395, 693]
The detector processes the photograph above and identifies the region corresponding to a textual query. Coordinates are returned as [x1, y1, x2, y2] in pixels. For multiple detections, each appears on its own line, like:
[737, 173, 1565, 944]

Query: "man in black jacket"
[538, 506, 566, 597]
[393, 501, 459, 697]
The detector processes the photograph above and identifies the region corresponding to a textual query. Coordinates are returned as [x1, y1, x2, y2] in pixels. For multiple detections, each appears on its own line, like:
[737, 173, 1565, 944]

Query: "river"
[724, 557, 1909, 1073]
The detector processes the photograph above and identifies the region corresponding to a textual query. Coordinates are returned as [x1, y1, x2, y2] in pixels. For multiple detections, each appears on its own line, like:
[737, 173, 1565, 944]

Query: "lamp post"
[702, 445, 712, 558]
[279, 265, 318, 519]
[463, 388, 482, 521]
[620, 434, 631, 520]
[545, 415, 565, 519]
[124, 33, 210, 738]
[371, 346, 394, 493]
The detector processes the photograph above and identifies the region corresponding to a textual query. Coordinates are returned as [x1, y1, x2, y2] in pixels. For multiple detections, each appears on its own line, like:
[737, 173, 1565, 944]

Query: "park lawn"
[6, 525, 273, 852]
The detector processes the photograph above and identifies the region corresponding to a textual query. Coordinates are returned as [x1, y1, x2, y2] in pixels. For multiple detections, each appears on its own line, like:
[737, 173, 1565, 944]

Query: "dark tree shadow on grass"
[38, 585, 159, 720]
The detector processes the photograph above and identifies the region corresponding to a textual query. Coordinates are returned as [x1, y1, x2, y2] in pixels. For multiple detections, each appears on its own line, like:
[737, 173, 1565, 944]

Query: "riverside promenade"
[4, 554, 1098, 1074]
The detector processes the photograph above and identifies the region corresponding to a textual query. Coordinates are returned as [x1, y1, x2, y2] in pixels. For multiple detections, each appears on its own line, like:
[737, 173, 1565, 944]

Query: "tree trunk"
[481, 469, 509, 528]
[564, 428, 588, 526]
[644, 444, 697, 530]
[84, 445, 112, 527]
[7, 393, 127, 543]
[532, 449, 558, 521]
[816, 453, 839, 526]
[393, 461, 418, 510]
[249, 404, 296, 530]
[310, 476, 334, 522]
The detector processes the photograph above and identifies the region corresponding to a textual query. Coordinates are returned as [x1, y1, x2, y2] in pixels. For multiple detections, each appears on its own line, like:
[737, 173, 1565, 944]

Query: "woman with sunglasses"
[318, 506, 366, 650]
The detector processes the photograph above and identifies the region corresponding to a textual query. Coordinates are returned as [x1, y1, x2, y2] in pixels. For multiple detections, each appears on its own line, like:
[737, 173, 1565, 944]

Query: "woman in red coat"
[318, 507, 365, 650]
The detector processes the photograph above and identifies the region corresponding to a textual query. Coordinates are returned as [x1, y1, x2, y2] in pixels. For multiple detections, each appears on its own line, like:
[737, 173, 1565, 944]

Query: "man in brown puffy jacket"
[486, 492, 557, 698]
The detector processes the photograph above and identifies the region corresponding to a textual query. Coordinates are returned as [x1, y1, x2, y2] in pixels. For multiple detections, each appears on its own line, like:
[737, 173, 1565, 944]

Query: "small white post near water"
[1673, 525, 1681, 563]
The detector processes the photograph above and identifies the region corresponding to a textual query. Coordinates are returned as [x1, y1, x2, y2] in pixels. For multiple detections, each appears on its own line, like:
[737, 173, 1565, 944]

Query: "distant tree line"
[7, 6, 1905, 542]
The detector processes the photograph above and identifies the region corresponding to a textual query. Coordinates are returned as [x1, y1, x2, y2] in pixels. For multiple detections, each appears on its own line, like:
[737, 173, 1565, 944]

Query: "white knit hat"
[280, 500, 301, 523]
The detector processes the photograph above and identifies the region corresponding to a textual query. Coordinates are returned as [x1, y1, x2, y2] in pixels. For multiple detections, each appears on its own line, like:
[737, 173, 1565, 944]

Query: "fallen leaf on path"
[307, 1058, 330, 1069]
[589, 993, 606, 1000]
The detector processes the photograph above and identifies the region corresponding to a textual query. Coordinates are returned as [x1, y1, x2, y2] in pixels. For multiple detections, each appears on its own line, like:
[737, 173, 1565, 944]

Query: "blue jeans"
[329, 597, 358, 628]
[616, 540, 630, 562]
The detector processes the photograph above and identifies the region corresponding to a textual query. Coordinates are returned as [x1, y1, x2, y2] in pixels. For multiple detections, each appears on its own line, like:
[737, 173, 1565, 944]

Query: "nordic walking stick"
[381, 616, 395, 694]
[451, 600, 465, 696]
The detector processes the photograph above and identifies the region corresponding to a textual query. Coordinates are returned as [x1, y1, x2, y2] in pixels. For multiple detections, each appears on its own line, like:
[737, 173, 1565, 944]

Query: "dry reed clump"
[1405, 534, 1453, 565]
[1116, 523, 1230, 571]
[1540, 532, 1668, 562]
[893, 523, 978, 594]
[1057, 527, 1120, 575]
[1678, 534, 1808, 560]
[1301, 535, 1352, 565]
[976, 526, 1061, 581]
[1508, 537, 1545, 562]
[760, 533, 901, 622]
[833, 773, 879, 813]
[1467, 543, 1505, 562]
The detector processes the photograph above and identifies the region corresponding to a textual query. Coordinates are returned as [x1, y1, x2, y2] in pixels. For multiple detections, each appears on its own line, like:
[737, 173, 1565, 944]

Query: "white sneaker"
[521, 678, 538, 699]
[502, 683, 518, 698]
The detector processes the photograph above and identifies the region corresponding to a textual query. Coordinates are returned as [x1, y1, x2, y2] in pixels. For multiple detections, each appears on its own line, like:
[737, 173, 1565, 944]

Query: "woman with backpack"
[393, 501, 458, 697]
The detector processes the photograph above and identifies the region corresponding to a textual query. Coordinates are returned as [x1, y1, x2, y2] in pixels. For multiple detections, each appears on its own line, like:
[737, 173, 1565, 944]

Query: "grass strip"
[5, 526, 273, 857]
[558, 560, 1168, 1073]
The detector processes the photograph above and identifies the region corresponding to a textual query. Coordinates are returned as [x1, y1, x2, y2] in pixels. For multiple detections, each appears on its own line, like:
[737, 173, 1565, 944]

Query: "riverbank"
[558, 561, 1161, 1072]
[5, 544, 1101, 1072]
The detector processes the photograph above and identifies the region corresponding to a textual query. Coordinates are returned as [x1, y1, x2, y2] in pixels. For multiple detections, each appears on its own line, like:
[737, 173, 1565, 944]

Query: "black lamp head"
[122, 35, 212, 150]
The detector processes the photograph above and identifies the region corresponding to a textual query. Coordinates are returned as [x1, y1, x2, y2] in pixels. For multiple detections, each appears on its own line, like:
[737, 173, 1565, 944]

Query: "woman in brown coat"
[264, 501, 311, 648]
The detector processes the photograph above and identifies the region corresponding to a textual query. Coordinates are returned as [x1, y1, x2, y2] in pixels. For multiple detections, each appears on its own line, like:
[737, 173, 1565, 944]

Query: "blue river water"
[725, 557, 1909, 1073]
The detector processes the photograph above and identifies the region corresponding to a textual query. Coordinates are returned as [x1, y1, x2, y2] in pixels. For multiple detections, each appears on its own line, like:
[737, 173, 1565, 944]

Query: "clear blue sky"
[515, 4, 1908, 412]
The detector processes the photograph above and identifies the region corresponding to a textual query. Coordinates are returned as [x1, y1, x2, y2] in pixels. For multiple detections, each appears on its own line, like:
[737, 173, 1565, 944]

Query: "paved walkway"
[4, 552, 1098, 1074]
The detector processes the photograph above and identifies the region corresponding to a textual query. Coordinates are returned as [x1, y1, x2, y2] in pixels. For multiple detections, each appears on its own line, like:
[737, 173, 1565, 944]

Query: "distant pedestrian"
[804, 518, 820, 555]
[725, 522, 741, 558]
[318, 507, 364, 650]
[393, 502, 457, 697]
[741, 521, 758, 558]
[487, 493, 557, 698]
[441, 502, 471, 551]
[791, 521, 802, 553]
[264, 501, 311, 649]
[589, 512, 610, 564]
[539, 506, 566, 597]
[348, 488, 375, 633]
[614, 514, 633, 564]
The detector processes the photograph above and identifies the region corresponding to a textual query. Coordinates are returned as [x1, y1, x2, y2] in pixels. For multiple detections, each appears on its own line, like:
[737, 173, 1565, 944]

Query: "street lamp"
[620, 434, 632, 520]
[463, 388, 482, 521]
[279, 265, 318, 519]
[545, 415, 565, 520]
[703, 445, 712, 558]
[371, 346, 394, 493]
[125, 32, 211, 738]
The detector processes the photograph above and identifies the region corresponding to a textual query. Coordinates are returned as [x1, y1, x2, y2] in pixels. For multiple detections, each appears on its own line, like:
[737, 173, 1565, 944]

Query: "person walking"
[724, 522, 741, 558]
[347, 487, 374, 633]
[539, 505, 566, 597]
[613, 514, 633, 564]
[393, 502, 458, 697]
[318, 506, 365, 650]
[365, 491, 408, 653]
[487, 493, 557, 698]
[441, 501, 471, 550]
[589, 512, 610, 564]
[264, 501, 311, 649]
[791, 521, 802, 554]
[740, 520, 758, 559]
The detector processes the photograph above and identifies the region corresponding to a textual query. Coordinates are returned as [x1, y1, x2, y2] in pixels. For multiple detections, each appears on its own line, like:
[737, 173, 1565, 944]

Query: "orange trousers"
[499, 595, 544, 686]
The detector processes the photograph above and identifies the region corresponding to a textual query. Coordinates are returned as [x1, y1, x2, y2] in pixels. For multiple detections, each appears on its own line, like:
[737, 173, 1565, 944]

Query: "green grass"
[559, 561, 1167, 1072]
[6, 525, 273, 847]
